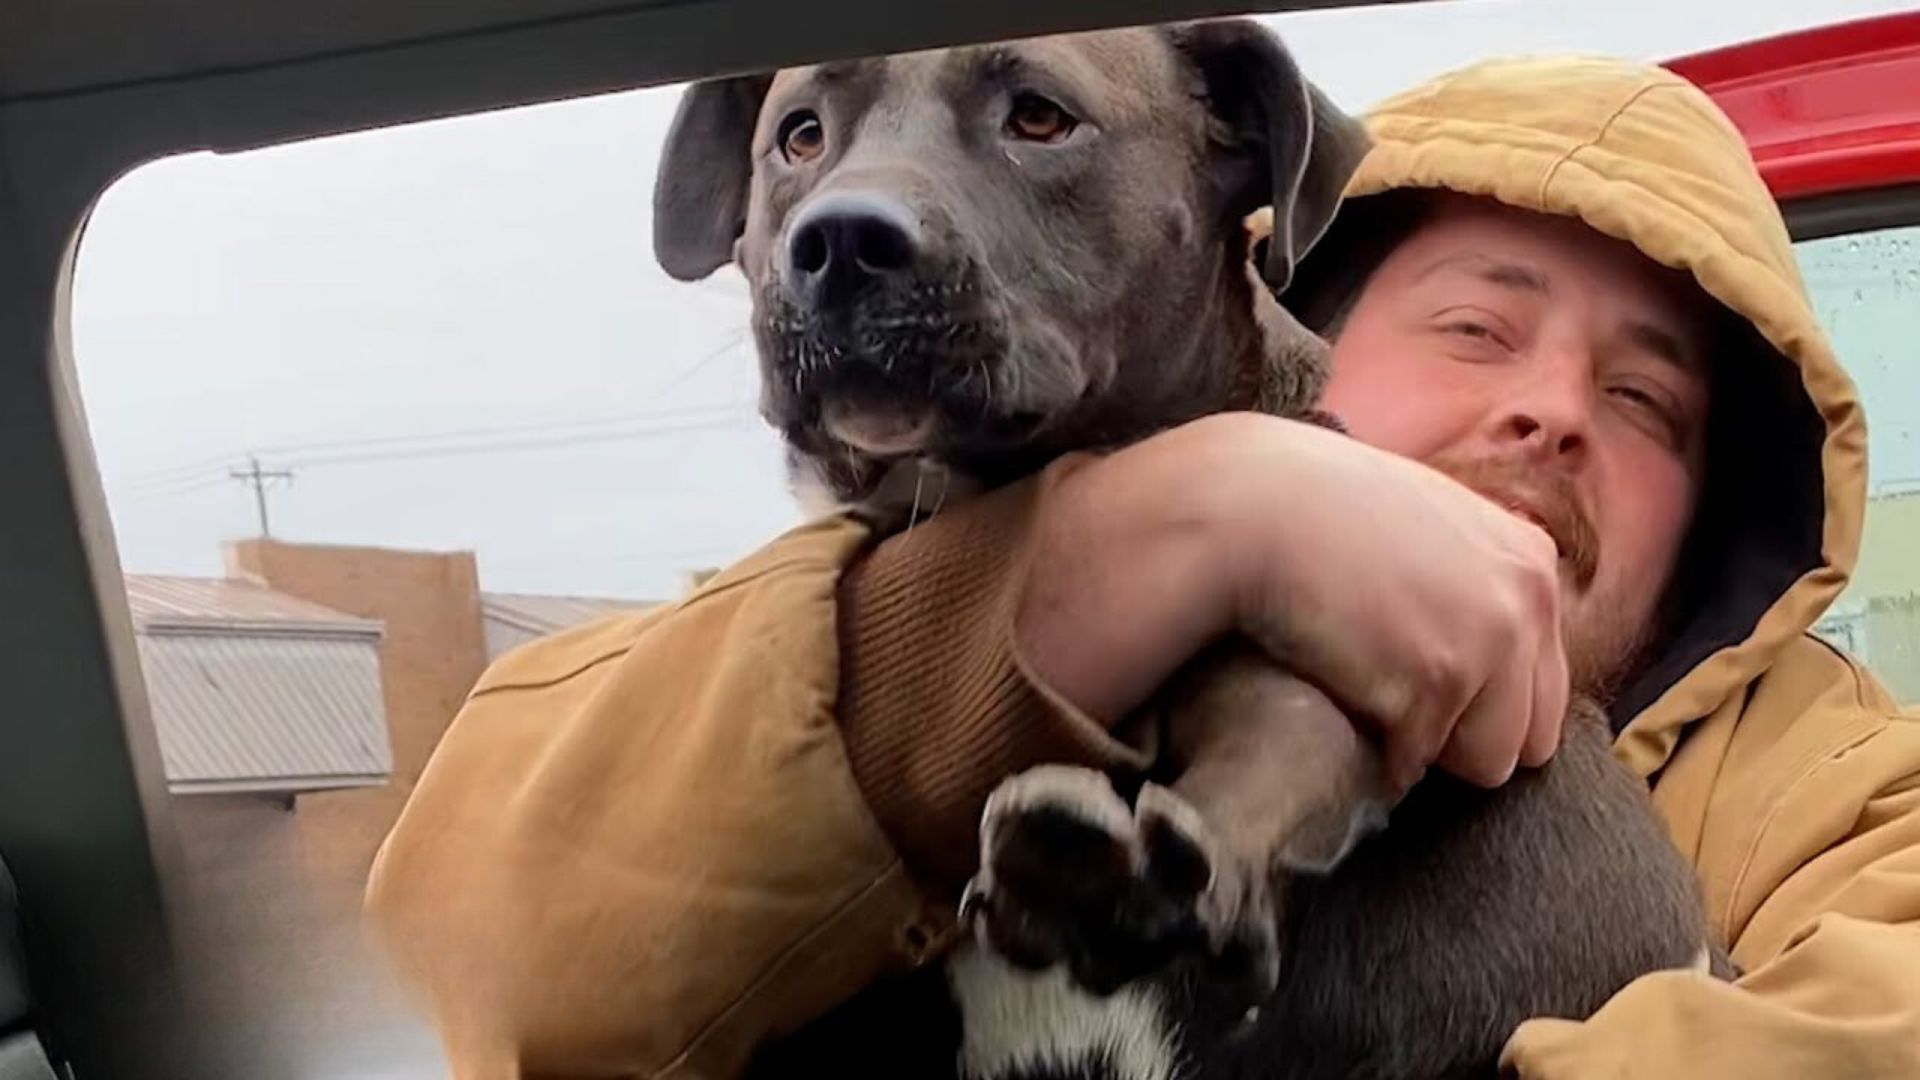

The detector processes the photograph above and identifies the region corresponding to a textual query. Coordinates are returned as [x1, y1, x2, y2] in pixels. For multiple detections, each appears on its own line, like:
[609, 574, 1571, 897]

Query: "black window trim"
[1787, 181, 1920, 243]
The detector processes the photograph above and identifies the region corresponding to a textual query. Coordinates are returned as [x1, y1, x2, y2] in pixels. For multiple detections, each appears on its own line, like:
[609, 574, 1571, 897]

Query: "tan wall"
[159, 539, 491, 1077]
[1834, 493, 1920, 707]
[168, 794, 445, 1077]
[1865, 597, 1920, 706]
[1849, 493, 1920, 606]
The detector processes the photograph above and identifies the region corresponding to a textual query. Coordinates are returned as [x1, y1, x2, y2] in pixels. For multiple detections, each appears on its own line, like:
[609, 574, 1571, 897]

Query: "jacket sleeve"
[364, 463, 1144, 1080]
[1502, 706, 1920, 1077]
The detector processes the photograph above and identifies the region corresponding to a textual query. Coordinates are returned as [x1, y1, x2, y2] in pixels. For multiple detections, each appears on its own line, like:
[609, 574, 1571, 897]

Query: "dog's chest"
[947, 943, 1186, 1080]
[748, 944, 1188, 1080]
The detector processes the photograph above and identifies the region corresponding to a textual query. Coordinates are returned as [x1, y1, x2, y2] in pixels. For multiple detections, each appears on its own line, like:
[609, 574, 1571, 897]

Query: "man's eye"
[1609, 384, 1688, 446]
[1611, 385, 1675, 425]
[1441, 320, 1507, 347]
[779, 111, 826, 163]
[1007, 93, 1078, 143]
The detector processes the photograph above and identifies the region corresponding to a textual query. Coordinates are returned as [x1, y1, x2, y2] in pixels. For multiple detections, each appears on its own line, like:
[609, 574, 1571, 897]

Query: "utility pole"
[229, 455, 293, 538]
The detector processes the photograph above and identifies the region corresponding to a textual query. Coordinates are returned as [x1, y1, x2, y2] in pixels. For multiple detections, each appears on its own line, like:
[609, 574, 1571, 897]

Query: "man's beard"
[1423, 450, 1652, 705]
[1565, 607, 1654, 708]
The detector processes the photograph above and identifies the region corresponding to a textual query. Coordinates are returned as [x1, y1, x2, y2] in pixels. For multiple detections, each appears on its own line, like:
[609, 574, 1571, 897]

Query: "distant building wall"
[159, 539, 492, 1077]
[1865, 596, 1920, 705]
[1823, 493, 1920, 706]
[224, 539, 489, 880]
[168, 794, 444, 1077]
[1850, 492, 1920, 605]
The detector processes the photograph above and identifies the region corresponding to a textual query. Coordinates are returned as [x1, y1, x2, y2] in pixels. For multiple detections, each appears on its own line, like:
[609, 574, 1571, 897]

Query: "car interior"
[2, 1, 1914, 1077]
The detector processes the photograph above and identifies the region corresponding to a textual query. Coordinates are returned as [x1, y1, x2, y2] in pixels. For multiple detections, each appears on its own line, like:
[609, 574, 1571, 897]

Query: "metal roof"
[480, 592, 653, 636]
[136, 633, 390, 795]
[481, 591, 655, 662]
[124, 576, 390, 796]
[126, 575, 380, 633]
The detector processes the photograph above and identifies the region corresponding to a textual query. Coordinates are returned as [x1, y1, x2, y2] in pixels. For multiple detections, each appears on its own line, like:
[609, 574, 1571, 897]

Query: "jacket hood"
[1278, 55, 1868, 776]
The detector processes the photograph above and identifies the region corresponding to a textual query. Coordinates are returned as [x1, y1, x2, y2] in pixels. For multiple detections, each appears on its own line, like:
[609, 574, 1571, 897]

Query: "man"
[365, 52, 1920, 1079]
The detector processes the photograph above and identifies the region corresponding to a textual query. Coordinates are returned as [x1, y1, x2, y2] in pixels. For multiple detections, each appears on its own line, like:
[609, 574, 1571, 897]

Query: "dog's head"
[654, 20, 1366, 501]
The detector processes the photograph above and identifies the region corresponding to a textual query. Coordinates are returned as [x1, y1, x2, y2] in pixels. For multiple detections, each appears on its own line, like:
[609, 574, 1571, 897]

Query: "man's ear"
[1167, 20, 1370, 292]
[652, 73, 774, 282]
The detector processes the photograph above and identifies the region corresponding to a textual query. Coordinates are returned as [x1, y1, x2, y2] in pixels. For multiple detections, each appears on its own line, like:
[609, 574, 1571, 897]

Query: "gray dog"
[655, 19, 1723, 1080]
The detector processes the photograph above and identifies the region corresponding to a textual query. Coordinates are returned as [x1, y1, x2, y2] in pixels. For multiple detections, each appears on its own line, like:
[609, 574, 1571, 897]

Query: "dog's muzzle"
[759, 190, 1019, 458]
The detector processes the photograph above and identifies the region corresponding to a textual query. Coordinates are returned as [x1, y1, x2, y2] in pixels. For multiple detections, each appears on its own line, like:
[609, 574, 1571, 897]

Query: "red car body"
[1667, 12, 1920, 201]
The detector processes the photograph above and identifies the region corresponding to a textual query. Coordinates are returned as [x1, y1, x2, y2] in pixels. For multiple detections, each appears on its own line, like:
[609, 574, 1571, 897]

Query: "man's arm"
[842, 412, 1574, 892]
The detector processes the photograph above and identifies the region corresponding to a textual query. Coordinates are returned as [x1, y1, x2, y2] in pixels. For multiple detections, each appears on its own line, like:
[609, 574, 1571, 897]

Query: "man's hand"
[1014, 412, 1569, 791]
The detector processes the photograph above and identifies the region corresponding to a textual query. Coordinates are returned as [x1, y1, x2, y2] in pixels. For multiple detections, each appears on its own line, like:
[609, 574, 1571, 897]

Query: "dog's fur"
[656, 20, 1726, 1080]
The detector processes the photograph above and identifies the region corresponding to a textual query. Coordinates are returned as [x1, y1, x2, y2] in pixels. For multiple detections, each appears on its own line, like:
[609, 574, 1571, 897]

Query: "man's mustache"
[1427, 452, 1600, 590]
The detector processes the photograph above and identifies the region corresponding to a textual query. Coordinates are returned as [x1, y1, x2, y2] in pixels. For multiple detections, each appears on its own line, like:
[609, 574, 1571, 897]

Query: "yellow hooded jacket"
[364, 54, 1920, 1078]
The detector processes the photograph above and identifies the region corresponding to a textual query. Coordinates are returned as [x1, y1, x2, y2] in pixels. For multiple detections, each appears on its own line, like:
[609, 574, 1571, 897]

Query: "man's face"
[1321, 198, 1714, 695]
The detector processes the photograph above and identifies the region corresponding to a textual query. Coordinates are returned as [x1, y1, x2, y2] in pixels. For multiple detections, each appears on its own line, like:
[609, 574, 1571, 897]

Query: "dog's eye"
[1007, 94, 1077, 143]
[779, 111, 826, 164]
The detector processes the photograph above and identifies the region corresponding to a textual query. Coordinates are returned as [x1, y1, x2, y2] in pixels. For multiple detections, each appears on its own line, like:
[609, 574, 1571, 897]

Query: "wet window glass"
[1800, 221, 1920, 704]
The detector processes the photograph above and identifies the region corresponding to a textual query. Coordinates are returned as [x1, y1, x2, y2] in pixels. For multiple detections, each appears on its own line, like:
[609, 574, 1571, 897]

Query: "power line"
[281, 412, 751, 469]
[123, 401, 756, 494]
[647, 329, 749, 402]
[124, 336, 753, 489]
[118, 410, 759, 505]
[121, 472, 241, 499]
[130, 449, 270, 490]
[243, 399, 745, 462]
[126, 402, 738, 485]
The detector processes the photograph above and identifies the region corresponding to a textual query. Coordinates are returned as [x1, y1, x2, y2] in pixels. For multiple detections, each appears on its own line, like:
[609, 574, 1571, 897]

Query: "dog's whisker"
[904, 465, 930, 537]
[928, 466, 952, 519]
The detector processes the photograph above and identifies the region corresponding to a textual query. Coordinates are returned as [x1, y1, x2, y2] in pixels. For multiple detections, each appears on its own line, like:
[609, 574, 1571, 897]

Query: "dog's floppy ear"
[653, 73, 774, 282]
[1168, 20, 1369, 292]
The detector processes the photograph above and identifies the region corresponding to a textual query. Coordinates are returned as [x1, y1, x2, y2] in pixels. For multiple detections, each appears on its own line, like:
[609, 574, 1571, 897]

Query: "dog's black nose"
[786, 192, 919, 304]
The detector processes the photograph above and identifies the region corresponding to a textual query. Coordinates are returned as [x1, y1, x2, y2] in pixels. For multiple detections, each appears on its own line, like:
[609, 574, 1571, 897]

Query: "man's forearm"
[1013, 444, 1243, 726]
[837, 458, 1157, 892]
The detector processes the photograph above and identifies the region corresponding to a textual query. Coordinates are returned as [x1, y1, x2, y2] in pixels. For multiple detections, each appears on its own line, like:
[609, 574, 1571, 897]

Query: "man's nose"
[1495, 353, 1592, 462]
[785, 191, 920, 308]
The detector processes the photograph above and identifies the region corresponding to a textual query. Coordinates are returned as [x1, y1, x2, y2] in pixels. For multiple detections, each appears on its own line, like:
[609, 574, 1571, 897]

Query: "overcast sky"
[70, 0, 1920, 601]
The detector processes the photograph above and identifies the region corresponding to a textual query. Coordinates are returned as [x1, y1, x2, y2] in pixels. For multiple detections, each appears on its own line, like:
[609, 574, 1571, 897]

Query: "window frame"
[4, 6, 1915, 1074]
[1786, 181, 1920, 243]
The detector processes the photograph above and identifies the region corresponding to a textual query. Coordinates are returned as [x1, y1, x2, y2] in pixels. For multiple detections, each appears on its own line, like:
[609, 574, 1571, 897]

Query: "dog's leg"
[958, 648, 1392, 1026]
[1162, 642, 1394, 877]
[1142, 641, 1395, 1015]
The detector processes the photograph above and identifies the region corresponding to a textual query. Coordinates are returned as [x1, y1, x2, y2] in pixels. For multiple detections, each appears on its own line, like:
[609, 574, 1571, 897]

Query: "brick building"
[131, 541, 652, 1078]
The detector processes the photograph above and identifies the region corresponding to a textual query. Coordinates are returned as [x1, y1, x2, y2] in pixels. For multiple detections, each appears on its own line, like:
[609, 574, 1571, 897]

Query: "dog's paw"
[961, 767, 1277, 1009]
[961, 766, 1155, 985]
[1135, 784, 1281, 1019]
